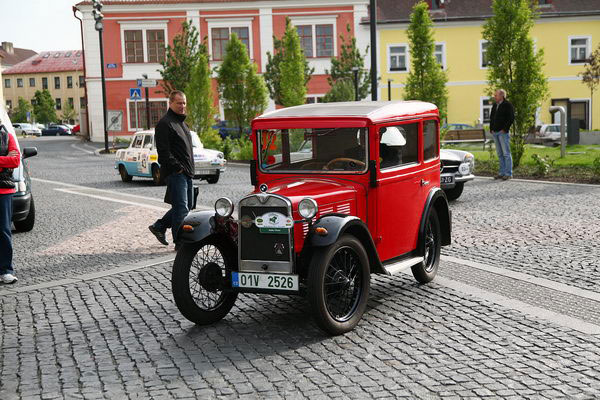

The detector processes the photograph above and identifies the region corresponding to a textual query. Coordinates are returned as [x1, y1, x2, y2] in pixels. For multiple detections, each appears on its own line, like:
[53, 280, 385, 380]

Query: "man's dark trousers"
[152, 173, 193, 244]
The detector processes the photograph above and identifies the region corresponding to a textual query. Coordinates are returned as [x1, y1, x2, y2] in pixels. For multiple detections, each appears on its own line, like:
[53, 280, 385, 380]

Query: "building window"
[56, 98, 62, 110]
[17, 78, 23, 88]
[389, 45, 408, 72]
[305, 96, 324, 104]
[68, 97, 74, 107]
[29, 78, 35, 87]
[79, 75, 85, 88]
[570, 37, 590, 64]
[147, 29, 166, 63]
[80, 97, 86, 109]
[297, 25, 313, 58]
[296, 24, 334, 58]
[6, 100, 12, 109]
[430, 0, 441, 10]
[125, 30, 144, 63]
[54, 76, 60, 89]
[480, 40, 491, 68]
[42, 77, 48, 90]
[128, 100, 168, 130]
[4, 79, 10, 88]
[67, 76, 73, 89]
[481, 97, 492, 123]
[435, 43, 445, 69]
[211, 27, 250, 61]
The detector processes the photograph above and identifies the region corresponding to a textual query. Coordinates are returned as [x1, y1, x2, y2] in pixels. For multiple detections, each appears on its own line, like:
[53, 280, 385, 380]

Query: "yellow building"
[376, 1, 600, 130]
[3, 50, 85, 124]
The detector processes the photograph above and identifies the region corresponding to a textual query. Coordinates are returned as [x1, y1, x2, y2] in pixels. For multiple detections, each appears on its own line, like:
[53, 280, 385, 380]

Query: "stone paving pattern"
[3, 264, 600, 399]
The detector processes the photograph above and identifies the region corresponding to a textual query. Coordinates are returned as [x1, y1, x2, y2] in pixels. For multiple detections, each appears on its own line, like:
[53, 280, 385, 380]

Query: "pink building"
[75, 0, 371, 142]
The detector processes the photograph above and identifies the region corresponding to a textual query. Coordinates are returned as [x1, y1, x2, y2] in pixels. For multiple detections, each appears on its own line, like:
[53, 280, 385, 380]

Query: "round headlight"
[298, 198, 318, 219]
[215, 197, 234, 217]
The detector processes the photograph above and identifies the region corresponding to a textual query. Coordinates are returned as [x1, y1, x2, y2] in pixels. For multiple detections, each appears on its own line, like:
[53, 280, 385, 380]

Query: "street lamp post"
[92, 0, 108, 152]
[352, 67, 359, 101]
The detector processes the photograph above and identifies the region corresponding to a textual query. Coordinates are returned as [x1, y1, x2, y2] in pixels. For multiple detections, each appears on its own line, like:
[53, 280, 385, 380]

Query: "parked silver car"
[440, 149, 475, 201]
[12, 123, 42, 137]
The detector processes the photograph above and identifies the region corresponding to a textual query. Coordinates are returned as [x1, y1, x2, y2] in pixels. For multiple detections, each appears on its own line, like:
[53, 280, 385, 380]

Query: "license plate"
[232, 272, 299, 291]
[195, 169, 215, 175]
[441, 175, 454, 184]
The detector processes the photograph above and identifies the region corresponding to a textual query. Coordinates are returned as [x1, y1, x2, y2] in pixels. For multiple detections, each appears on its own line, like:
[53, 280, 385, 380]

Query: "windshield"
[191, 133, 203, 149]
[259, 127, 367, 173]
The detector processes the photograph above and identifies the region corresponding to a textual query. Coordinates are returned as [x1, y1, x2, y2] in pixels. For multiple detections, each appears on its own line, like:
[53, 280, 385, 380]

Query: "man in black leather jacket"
[490, 89, 515, 180]
[148, 91, 195, 250]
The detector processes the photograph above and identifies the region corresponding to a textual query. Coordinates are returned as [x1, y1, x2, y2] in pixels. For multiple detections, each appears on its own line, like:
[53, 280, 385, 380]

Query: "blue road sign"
[137, 79, 142, 87]
[107, 63, 117, 69]
[130, 88, 142, 100]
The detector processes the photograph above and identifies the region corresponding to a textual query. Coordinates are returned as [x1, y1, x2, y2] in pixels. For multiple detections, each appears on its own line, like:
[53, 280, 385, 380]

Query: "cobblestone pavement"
[2, 137, 600, 398]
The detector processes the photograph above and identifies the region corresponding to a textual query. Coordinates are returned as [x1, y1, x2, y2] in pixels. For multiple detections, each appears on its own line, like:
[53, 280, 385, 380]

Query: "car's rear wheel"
[443, 182, 464, 201]
[151, 165, 164, 185]
[411, 208, 441, 283]
[172, 239, 238, 325]
[13, 197, 35, 233]
[119, 165, 133, 182]
[308, 235, 370, 335]
[206, 170, 220, 184]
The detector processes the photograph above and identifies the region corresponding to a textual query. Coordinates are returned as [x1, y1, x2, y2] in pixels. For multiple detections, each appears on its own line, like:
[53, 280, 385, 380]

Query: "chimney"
[1, 42, 14, 55]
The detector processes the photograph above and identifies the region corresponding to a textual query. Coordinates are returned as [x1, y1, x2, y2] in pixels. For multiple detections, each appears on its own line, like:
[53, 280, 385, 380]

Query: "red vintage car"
[172, 101, 452, 335]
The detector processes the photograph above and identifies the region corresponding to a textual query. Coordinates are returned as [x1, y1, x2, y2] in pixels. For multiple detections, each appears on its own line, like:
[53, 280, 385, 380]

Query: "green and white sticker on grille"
[255, 212, 293, 234]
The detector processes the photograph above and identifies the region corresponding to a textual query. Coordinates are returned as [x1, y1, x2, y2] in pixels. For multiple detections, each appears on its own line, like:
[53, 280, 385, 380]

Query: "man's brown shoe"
[149, 225, 169, 245]
[501, 175, 511, 180]
[494, 175, 503, 180]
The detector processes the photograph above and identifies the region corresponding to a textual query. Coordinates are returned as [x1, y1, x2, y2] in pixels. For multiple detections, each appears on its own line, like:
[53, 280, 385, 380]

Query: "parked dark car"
[41, 124, 71, 136]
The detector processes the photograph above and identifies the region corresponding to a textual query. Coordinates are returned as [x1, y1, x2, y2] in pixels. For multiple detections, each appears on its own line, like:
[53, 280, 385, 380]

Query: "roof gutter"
[73, 5, 91, 141]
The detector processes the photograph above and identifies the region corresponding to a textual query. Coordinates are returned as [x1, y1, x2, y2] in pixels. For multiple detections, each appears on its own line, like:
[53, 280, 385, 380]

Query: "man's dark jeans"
[0, 193, 14, 274]
[152, 172, 193, 244]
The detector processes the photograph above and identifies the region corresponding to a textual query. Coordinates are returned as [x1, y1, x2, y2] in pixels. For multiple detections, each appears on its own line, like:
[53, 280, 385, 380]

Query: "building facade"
[376, 0, 600, 130]
[2, 51, 86, 124]
[75, 0, 371, 143]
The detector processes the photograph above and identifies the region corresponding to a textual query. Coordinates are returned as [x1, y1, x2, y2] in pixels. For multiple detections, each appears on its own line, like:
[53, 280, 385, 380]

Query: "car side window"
[142, 135, 153, 149]
[379, 122, 418, 169]
[423, 120, 438, 161]
[132, 135, 143, 148]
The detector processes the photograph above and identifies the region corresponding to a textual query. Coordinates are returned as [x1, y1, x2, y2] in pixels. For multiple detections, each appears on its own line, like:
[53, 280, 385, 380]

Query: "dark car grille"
[441, 159, 460, 174]
[240, 206, 291, 262]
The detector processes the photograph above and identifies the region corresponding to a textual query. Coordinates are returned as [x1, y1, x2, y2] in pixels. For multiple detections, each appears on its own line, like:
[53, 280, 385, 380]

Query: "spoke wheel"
[172, 239, 238, 325]
[308, 235, 370, 335]
[411, 208, 441, 283]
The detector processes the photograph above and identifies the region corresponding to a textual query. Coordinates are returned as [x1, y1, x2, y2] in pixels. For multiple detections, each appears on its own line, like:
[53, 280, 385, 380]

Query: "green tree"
[185, 52, 221, 149]
[404, 1, 448, 120]
[32, 90, 57, 124]
[264, 18, 313, 107]
[61, 101, 77, 123]
[216, 33, 268, 135]
[159, 21, 206, 95]
[579, 43, 600, 130]
[323, 24, 370, 102]
[11, 97, 33, 123]
[483, 0, 549, 166]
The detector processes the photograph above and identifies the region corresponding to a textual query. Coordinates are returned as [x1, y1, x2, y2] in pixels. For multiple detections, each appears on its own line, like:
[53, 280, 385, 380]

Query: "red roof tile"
[3, 50, 84, 75]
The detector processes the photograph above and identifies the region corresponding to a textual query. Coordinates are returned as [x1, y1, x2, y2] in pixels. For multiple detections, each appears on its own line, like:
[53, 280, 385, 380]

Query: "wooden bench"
[442, 128, 489, 149]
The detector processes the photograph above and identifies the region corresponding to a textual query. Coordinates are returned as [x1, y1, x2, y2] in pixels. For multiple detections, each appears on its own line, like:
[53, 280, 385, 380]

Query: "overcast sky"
[0, 0, 82, 53]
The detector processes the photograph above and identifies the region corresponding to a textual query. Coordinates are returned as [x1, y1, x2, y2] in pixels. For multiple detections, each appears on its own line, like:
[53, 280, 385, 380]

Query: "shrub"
[231, 135, 253, 160]
[532, 153, 552, 176]
[593, 156, 600, 177]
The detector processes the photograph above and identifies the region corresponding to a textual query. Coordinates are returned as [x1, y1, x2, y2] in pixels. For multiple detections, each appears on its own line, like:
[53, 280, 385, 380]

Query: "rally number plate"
[440, 175, 454, 184]
[232, 272, 299, 291]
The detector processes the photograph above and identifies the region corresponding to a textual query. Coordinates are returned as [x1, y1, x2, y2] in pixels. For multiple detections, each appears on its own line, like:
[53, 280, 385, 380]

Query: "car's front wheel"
[411, 208, 441, 283]
[308, 235, 370, 335]
[119, 165, 132, 182]
[14, 197, 35, 232]
[172, 239, 238, 325]
[443, 182, 464, 201]
[206, 170, 220, 184]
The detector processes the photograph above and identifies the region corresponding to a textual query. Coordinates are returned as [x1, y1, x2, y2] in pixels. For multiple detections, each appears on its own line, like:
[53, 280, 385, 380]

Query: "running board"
[383, 256, 424, 276]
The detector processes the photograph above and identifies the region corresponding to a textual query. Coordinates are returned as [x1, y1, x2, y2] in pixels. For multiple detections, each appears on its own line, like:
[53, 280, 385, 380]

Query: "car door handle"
[420, 179, 429, 186]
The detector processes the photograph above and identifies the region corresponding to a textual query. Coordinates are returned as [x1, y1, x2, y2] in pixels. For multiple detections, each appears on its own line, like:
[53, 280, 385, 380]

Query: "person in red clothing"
[0, 126, 21, 284]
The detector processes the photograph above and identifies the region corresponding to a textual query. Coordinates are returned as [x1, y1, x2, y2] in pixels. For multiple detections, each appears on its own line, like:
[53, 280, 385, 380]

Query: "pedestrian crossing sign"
[129, 88, 142, 100]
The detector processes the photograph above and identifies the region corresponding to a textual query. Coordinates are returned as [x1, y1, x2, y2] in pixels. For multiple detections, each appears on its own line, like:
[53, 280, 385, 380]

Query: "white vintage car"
[115, 129, 226, 185]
